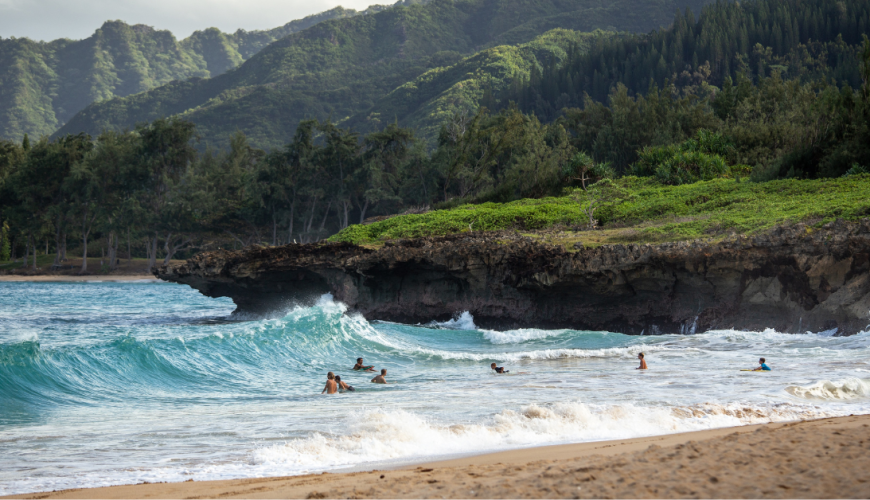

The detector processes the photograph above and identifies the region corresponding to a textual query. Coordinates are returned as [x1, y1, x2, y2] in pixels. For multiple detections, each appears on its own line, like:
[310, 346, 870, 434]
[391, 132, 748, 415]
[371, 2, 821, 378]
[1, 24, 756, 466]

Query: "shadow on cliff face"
[156, 220, 870, 336]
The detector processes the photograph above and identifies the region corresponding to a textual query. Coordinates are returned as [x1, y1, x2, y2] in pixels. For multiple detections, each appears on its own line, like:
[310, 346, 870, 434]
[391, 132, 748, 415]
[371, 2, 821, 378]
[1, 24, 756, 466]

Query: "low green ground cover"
[329, 175, 870, 245]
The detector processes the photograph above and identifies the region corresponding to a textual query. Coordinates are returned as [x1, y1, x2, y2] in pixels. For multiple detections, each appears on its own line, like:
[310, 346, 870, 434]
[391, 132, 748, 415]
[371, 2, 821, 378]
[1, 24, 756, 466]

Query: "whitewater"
[2, 281, 870, 495]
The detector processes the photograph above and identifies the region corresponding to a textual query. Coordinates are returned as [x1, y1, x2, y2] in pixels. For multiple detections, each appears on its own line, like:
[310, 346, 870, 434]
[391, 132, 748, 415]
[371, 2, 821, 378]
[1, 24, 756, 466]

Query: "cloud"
[0, 0, 387, 41]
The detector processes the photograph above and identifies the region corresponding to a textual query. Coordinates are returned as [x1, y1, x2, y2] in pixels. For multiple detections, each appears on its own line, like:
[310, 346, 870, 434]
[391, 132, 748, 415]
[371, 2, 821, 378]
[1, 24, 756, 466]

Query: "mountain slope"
[56, 0, 715, 149]
[0, 6, 364, 142]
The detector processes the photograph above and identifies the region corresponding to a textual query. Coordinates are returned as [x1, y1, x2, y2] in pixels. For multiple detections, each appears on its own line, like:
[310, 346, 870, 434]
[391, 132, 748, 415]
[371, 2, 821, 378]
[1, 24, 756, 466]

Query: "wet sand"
[6, 414, 869, 499]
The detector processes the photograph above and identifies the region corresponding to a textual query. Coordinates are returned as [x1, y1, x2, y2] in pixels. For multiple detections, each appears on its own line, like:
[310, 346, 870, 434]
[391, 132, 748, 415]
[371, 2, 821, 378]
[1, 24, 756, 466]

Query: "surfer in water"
[636, 352, 648, 370]
[371, 368, 389, 384]
[335, 375, 354, 392]
[353, 357, 376, 371]
[321, 372, 338, 394]
[752, 357, 771, 371]
[490, 362, 509, 373]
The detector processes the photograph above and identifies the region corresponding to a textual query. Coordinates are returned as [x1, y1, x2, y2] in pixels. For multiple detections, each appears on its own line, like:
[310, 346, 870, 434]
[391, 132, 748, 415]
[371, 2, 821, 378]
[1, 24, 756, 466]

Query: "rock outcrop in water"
[155, 219, 870, 335]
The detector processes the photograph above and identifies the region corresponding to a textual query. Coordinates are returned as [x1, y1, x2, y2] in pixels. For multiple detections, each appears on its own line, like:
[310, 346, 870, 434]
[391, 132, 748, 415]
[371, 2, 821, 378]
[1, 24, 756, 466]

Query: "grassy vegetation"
[328, 175, 870, 247]
[0, 256, 172, 274]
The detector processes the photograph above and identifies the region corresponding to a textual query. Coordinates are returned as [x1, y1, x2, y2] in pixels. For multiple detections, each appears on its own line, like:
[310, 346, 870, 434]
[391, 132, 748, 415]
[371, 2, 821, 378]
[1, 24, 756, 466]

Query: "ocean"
[2, 281, 869, 495]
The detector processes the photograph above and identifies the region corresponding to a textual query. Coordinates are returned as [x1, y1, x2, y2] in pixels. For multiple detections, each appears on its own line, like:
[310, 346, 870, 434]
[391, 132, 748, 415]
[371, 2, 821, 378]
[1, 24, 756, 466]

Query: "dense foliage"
[52, 0, 713, 149]
[0, 6, 372, 142]
[0, 0, 868, 271]
[329, 175, 870, 245]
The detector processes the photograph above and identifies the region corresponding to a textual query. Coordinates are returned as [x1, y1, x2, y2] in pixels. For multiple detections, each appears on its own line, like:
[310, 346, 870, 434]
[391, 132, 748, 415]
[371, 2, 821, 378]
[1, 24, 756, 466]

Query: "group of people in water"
[321, 354, 771, 393]
[321, 358, 388, 394]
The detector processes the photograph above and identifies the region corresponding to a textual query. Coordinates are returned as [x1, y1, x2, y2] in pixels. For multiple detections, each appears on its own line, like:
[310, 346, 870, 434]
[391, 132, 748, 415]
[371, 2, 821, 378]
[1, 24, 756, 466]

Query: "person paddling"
[636, 352, 648, 370]
[490, 362, 509, 374]
[335, 375, 355, 392]
[752, 357, 771, 371]
[353, 357, 375, 372]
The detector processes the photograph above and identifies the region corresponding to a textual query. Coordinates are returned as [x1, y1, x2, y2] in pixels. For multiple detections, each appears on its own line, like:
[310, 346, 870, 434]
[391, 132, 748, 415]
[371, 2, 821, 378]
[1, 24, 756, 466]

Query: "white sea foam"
[786, 378, 870, 401]
[482, 328, 572, 344]
[427, 311, 478, 330]
[251, 401, 842, 473]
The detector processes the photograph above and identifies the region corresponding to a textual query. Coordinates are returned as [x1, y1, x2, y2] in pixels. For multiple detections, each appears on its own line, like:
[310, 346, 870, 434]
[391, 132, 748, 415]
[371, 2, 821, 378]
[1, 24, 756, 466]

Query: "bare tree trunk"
[61, 233, 67, 261]
[272, 211, 277, 246]
[287, 203, 295, 244]
[359, 199, 369, 224]
[127, 227, 132, 263]
[318, 201, 332, 233]
[53, 222, 62, 266]
[108, 232, 117, 270]
[163, 235, 192, 265]
[305, 199, 318, 233]
[32, 238, 38, 270]
[22, 235, 29, 268]
[147, 232, 158, 272]
[80, 214, 91, 274]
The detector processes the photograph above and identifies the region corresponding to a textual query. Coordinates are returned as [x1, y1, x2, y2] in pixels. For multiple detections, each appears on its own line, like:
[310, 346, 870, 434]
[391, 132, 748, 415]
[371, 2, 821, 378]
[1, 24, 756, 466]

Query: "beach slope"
[8, 415, 869, 499]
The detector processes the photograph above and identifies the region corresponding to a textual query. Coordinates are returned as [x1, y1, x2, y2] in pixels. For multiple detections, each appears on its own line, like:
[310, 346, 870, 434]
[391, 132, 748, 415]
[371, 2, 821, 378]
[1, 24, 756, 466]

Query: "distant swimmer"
[491, 362, 509, 374]
[636, 352, 648, 370]
[371, 368, 389, 384]
[752, 357, 771, 371]
[353, 357, 376, 371]
[321, 372, 338, 394]
[335, 375, 355, 392]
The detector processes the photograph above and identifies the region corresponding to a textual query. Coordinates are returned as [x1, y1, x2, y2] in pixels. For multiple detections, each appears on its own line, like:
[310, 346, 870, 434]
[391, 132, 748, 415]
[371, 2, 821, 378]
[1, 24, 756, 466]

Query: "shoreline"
[6, 414, 869, 499]
[0, 275, 159, 282]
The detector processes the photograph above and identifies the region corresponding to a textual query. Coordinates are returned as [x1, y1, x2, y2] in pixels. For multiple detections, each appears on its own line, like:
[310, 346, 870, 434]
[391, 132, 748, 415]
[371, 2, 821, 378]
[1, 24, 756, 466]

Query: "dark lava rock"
[156, 220, 870, 335]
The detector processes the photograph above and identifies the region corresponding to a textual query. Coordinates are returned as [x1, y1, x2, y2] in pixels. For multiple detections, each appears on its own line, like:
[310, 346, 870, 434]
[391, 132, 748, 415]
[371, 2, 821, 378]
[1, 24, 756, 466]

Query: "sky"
[0, 0, 389, 41]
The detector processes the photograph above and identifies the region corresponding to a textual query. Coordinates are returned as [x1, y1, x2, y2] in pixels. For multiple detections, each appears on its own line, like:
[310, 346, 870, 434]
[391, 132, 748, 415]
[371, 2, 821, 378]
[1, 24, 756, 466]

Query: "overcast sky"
[0, 0, 389, 41]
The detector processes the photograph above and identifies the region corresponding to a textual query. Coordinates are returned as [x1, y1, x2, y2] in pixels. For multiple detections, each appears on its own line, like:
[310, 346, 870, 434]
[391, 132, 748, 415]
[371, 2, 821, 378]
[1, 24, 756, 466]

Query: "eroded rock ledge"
[156, 220, 870, 335]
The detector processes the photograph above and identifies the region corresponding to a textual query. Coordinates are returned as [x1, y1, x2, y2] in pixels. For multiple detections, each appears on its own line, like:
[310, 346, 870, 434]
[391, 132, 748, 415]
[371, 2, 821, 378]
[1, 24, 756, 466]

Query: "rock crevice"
[155, 220, 870, 335]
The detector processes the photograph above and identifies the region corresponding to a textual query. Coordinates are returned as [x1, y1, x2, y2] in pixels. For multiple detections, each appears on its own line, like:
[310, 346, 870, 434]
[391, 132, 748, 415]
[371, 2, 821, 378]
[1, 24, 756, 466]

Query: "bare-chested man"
[335, 375, 355, 392]
[321, 372, 338, 394]
[636, 352, 648, 370]
[353, 357, 376, 372]
[371, 368, 389, 384]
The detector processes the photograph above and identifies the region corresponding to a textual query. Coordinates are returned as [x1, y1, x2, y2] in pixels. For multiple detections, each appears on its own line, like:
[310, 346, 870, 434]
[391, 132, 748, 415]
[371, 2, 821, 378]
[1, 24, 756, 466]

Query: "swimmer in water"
[335, 375, 355, 392]
[371, 368, 389, 384]
[490, 362, 509, 374]
[752, 357, 771, 371]
[321, 372, 337, 394]
[353, 357, 375, 371]
[636, 352, 648, 370]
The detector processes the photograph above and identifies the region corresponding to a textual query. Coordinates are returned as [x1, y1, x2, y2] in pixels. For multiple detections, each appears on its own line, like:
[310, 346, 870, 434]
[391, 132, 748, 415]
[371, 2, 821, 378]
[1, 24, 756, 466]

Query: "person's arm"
[321, 383, 328, 394]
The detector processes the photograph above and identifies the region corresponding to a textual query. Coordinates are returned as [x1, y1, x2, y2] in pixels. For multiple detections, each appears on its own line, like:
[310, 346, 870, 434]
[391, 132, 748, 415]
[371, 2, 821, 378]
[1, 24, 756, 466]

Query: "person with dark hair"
[753, 358, 771, 371]
[371, 368, 389, 384]
[490, 362, 509, 373]
[636, 352, 648, 370]
[353, 357, 375, 371]
[335, 375, 355, 392]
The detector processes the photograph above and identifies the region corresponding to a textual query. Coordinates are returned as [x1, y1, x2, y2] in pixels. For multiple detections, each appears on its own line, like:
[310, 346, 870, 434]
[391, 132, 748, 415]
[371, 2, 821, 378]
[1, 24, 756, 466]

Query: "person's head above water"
[638, 352, 645, 359]
[335, 375, 341, 382]
[759, 357, 766, 363]
[491, 363, 497, 368]
[381, 368, 387, 375]
[327, 372, 335, 380]
[357, 357, 363, 363]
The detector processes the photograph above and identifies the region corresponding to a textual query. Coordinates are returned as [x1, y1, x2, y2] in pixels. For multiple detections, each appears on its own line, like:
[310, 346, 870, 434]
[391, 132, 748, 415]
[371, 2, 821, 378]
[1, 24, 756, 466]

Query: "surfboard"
[740, 369, 770, 371]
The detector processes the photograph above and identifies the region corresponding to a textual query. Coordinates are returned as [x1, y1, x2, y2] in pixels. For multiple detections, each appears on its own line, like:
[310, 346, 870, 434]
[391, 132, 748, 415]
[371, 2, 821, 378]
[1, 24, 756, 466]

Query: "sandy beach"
[6, 414, 868, 499]
[0, 275, 158, 282]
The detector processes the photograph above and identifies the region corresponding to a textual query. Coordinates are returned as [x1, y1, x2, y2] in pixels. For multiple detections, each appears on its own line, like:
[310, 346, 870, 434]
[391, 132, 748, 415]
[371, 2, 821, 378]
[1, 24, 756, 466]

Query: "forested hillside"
[0, 5, 371, 142]
[0, 0, 867, 274]
[55, 0, 713, 149]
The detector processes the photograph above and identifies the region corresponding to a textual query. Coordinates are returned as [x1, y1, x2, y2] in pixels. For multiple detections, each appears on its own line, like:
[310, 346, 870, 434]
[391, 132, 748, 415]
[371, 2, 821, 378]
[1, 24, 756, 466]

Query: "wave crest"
[786, 378, 870, 400]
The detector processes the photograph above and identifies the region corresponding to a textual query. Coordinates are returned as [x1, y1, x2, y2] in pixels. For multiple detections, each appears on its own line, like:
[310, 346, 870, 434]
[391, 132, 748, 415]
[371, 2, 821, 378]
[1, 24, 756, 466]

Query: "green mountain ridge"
[53, 0, 715, 149]
[0, 5, 382, 141]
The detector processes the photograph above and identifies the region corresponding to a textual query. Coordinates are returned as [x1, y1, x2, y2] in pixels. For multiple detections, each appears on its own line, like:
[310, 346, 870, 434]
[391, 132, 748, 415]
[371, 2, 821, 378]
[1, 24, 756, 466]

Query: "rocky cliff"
[155, 220, 870, 335]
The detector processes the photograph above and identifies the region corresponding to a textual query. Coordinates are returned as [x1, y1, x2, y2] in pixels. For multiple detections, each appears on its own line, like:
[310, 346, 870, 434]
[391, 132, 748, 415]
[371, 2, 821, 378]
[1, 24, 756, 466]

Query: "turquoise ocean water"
[2, 281, 869, 495]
